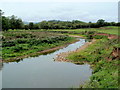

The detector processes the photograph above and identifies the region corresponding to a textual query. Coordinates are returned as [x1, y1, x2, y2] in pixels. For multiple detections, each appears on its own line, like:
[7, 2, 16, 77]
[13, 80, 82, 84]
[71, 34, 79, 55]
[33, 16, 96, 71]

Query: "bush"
[93, 35, 107, 39]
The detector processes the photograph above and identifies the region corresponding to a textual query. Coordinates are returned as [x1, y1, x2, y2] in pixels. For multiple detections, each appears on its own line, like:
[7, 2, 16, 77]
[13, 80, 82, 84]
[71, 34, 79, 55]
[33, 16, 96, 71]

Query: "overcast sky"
[0, 0, 119, 22]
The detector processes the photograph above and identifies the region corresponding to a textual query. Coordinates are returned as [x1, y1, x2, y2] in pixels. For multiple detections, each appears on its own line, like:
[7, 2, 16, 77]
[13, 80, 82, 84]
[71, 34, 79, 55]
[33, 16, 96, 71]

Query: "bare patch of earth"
[55, 39, 96, 63]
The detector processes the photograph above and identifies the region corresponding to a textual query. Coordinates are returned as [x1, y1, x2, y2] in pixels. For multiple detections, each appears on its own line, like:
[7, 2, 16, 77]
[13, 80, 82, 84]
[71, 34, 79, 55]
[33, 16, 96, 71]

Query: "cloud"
[0, 2, 117, 22]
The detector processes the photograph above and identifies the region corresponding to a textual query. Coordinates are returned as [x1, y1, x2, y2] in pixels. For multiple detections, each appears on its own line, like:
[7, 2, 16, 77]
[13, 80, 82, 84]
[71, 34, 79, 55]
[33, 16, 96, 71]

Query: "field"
[57, 26, 119, 88]
[48, 26, 119, 36]
[2, 31, 75, 62]
[1, 2, 119, 89]
[2, 26, 119, 88]
[46, 26, 119, 88]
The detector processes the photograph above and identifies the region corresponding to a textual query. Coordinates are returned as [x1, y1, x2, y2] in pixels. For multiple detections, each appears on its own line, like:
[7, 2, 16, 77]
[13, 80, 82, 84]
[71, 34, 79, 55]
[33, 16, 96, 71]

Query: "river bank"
[55, 33, 119, 63]
[2, 28, 119, 88]
[2, 38, 92, 88]
[3, 38, 79, 63]
[55, 33, 119, 88]
[55, 39, 96, 64]
[2, 31, 78, 63]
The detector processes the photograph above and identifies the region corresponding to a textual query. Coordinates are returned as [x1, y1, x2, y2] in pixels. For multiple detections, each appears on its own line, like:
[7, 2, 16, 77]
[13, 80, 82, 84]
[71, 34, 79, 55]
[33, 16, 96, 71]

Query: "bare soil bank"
[55, 39, 96, 63]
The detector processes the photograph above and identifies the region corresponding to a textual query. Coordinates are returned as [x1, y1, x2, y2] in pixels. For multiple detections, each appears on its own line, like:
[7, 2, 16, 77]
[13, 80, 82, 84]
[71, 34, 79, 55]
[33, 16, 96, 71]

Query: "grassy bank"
[2, 31, 75, 62]
[67, 37, 119, 88]
[2, 26, 119, 88]
[49, 26, 119, 88]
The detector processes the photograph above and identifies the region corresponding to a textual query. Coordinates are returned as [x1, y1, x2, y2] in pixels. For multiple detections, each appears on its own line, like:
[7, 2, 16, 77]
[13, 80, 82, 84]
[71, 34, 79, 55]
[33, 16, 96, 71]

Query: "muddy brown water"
[1, 38, 92, 88]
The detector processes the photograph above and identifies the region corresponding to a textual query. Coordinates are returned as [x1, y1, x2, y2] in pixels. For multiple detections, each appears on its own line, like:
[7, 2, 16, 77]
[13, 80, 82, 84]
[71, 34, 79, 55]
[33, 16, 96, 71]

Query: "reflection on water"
[2, 39, 92, 88]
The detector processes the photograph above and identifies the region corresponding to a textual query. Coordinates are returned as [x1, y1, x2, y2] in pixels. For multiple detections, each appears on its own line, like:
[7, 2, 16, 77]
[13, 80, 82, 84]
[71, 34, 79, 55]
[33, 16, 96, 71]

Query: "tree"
[104, 22, 111, 26]
[39, 21, 49, 29]
[0, 9, 4, 16]
[2, 16, 10, 31]
[34, 24, 39, 29]
[97, 19, 105, 27]
[29, 22, 34, 29]
[9, 15, 17, 30]
[0, 9, 4, 31]
[24, 25, 29, 30]
[110, 22, 116, 26]
[1, 10, 119, 30]
[116, 22, 120, 26]
[15, 18, 24, 29]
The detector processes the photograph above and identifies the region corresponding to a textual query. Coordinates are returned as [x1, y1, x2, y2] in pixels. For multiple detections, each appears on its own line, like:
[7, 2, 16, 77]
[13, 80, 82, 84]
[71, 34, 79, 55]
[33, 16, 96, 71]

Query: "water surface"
[2, 39, 92, 88]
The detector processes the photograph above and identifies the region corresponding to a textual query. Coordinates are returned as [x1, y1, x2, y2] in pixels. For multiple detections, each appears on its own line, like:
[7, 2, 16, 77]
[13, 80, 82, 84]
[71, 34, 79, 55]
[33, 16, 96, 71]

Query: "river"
[1, 38, 92, 88]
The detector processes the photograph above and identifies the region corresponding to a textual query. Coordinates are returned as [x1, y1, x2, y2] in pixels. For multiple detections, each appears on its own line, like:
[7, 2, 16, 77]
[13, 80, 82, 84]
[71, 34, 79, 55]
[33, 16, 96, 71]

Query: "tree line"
[1, 10, 120, 31]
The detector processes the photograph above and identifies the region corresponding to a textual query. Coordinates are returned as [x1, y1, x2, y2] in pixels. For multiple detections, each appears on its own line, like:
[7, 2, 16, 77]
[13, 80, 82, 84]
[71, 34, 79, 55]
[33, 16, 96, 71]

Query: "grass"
[2, 26, 119, 88]
[48, 26, 119, 36]
[2, 31, 76, 62]
[67, 37, 119, 88]
[48, 26, 119, 88]
[9, 26, 119, 36]
[46, 26, 119, 88]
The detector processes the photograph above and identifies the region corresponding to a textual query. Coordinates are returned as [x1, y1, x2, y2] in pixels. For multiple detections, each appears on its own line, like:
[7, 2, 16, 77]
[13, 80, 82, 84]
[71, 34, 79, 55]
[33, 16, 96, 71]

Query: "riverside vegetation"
[2, 26, 119, 88]
[2, 31, 75, 62]
[1, 10, 119, 88]
[68, 38, 119, 88]
[52, 26, 119, 88]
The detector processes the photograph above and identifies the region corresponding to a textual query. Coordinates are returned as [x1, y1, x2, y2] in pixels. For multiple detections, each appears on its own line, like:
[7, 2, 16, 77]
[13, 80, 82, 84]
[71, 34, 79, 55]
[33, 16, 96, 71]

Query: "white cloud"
[0, 0, 119, 2]
[0, 2, 117, 22]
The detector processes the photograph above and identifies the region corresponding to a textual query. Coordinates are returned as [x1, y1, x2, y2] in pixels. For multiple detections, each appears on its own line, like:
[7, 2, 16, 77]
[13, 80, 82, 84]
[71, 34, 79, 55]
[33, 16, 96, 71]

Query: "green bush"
[93, 35, 108, 39]
[2, 31, 75, 61]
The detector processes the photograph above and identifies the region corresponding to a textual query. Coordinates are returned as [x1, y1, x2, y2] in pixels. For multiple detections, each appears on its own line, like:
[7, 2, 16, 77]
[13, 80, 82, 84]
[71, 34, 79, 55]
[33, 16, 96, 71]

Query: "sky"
[0, 0, 119, 22]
